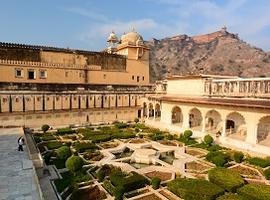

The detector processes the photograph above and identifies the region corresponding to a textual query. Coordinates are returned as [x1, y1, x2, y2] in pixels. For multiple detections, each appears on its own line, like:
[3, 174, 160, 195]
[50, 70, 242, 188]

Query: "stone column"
[202, 116, 206, 133]
[221, 120, 226, 137]
[182, 110, 190, 129]
[246, 123, 258, 144]
[153, 109, 156, 120]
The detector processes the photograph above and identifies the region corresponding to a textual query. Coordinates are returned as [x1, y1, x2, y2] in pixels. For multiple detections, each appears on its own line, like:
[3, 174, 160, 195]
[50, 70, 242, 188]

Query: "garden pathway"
[0, 128, 41, 200]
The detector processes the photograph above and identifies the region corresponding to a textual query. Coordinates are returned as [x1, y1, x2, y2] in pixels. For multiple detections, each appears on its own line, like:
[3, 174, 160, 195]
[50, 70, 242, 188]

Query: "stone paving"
[0, 128, 41, 200]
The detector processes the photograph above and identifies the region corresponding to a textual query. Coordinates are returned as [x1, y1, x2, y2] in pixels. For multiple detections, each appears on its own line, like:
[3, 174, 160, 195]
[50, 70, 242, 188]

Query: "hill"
[146, 27, 270, 82]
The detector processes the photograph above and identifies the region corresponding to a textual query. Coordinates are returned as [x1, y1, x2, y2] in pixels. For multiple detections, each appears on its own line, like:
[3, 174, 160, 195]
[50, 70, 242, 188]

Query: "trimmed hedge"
[206, 151, 229, 167]
[103, 180, 115, 195]
[216, 193, 245, 200]
[65, 156, 84, 172]
[237, 184, 270, 200]
[167, 178, 224, 200]
[46, 141, 66, 150]
[74, 142, 97, 153]
[247, 157, 270, 168]
[208, 168, 244, 192]
[57, 128, 75, 135]
[110, 170, 148, 194]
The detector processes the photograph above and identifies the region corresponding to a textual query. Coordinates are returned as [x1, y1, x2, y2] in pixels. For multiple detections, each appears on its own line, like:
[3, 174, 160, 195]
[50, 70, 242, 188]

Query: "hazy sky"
[1, 0, 270, 51]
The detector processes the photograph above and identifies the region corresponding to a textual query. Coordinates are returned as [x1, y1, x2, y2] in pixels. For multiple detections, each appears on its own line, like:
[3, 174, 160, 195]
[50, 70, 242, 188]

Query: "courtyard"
[27, 122, 270, 200]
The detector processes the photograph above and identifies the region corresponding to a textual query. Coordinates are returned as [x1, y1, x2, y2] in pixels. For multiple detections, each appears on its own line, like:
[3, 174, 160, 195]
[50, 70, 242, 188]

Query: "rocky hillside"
[147, 28, 270, 82]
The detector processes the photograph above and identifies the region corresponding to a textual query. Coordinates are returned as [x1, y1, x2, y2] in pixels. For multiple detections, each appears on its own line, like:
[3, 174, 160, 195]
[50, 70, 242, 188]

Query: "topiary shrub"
[97, 170, 105, 182]
[151, 177, 161, 189]
[208, 168, 244, 192]
[204, 134, 214, 146]
[42, 124, 50, 133]
[233, 151, 244, 163]
[248, 157, 270, 168]
[206, 151, 229, 167]
[183, 130, 193, 139]
[264, 168, 270, 180]
[56, 146, 71, 160]
[167, 178, 224, 200]
[237, 184, 270, 200]
[65, 156, 84, 173]
[57, 127, 75, 135]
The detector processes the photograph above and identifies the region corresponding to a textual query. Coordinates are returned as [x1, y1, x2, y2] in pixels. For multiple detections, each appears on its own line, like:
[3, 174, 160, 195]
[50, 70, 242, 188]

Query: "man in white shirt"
[18, 136, 24, 151]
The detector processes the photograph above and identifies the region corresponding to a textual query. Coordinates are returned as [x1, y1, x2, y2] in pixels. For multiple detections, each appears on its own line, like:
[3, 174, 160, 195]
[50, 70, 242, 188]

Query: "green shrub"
[204, 134, 214, 146]
[264, 168, 270, 180]
[46, 141, 66, 150]
[65, 156, 84, 172]
[114, 122, 128, 129]
[33, 135, 42, 143]
[183, 130, 193, 139]
[216, 193, 245, 200]
[74, 142, 97, 153]
[208, 144, 222, 152]
[178, 134, 197, 145]
[151, 177, 161, 189]
[149, 132, 165, 141]
[237, 184, 270, 200]
[248, 157, 270, 168]
[167, 178, 224, 200]
[110, 171, 148, 193]
[97, 170, 105, 182]
[233, 151, 244, 163]
[57, 128, 75, 135]
[206, 151, 229, 167]
[112, 131, 136, 139]
[43, 151, 53, 165]
[41, 134, 56, 141]
[166, 134, 174, 140]
[41, 124, 50, 133]
[56, 146, 71, 160]
[208, 168, 244, 192]
[135, 128, 140, 133]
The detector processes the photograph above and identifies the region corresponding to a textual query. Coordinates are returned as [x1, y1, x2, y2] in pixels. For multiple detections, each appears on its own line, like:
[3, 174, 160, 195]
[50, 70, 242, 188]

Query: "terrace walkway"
[0, 128, 41, 200]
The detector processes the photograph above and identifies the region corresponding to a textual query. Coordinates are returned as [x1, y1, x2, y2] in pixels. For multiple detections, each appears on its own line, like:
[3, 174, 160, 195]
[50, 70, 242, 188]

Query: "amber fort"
[1, 30, 270, 200]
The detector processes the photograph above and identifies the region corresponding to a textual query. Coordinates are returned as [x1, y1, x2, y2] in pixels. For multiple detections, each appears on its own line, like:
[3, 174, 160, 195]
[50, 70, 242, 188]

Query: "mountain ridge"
[147, 28, 270, 82]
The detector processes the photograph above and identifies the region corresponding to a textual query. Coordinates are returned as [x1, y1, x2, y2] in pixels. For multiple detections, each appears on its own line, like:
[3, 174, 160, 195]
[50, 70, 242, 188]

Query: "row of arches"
[170, 106, 270, 146]
[142, 102, 161, 119]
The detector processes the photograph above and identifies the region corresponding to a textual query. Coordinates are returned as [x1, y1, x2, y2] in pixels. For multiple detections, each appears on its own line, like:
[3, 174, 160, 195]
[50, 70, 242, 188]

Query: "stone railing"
[0, 59, 102, 71]
[204, 78, 270, 98]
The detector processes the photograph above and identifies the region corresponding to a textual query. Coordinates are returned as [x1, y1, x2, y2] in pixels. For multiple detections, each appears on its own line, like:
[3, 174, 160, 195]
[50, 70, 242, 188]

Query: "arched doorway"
[205, 110, 222, 134]
[226, 112, 246, 140]
[148, 103, 154, 118]
[155, 103, 161, 120]
[189, 108, 203, 131]
[257, 116, 270, 146]
[171, 106, 183, 126]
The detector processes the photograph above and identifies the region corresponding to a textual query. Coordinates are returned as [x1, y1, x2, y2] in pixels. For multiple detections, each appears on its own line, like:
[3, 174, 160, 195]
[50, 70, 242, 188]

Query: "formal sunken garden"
[31, 121, 270, 200]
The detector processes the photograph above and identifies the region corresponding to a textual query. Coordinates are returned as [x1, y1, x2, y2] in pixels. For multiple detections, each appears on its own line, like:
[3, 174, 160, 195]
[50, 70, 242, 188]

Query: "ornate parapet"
[204, 78, 270, 98]
[0, 59, 102, 70]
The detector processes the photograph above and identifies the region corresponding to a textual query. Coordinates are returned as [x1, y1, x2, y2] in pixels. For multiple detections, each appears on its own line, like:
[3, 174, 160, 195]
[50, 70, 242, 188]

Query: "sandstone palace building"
[0, 30, 152, 127]
[1, 30, 270, 156]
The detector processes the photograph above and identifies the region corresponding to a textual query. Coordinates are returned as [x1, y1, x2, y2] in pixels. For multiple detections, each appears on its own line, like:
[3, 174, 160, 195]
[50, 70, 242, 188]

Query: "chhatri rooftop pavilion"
[143, 74, 270, 155]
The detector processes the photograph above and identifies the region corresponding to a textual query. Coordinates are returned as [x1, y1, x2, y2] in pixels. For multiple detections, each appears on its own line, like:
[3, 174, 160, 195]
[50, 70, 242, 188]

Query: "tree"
[41, 124, 50, 133]
[183, 130, 193, 139]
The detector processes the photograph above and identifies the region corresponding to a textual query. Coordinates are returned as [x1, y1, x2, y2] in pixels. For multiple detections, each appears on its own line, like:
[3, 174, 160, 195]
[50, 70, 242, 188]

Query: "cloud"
[63, 7, 109, 22]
